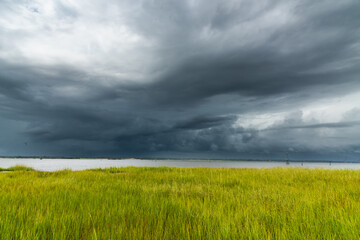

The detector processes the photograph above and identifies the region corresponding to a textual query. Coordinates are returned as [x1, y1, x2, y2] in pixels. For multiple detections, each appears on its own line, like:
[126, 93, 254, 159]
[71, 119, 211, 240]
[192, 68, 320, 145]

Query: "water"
[1, 158, 360, 171]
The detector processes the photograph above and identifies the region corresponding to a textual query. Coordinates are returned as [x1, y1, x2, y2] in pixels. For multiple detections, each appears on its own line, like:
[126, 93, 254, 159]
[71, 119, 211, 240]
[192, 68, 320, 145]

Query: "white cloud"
[235, 91, 360, 130]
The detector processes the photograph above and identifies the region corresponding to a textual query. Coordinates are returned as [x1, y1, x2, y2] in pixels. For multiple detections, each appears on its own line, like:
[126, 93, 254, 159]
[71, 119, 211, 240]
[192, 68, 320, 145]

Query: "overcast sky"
[0, 0, 360, 160]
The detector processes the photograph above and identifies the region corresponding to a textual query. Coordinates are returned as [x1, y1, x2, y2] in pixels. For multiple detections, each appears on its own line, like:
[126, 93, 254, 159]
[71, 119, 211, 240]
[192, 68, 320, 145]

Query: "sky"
[0, 0, 360, 160]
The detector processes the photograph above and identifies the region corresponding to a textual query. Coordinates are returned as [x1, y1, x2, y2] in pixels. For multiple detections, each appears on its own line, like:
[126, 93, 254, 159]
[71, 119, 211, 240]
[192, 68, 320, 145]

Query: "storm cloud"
[0, 0, 360, 160]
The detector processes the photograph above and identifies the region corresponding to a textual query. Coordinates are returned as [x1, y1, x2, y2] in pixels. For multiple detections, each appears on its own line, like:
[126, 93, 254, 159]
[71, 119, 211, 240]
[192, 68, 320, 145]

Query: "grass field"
[1, 166, 360, 239]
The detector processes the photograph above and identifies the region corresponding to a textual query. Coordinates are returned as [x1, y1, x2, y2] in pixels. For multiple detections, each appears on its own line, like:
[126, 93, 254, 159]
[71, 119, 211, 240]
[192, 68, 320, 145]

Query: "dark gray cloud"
[0, 0, 360, 160]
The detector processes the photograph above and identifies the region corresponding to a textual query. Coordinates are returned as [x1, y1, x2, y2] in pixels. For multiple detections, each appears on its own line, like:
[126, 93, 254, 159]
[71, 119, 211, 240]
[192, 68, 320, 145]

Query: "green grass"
[0, 165, 35, 172]
[1, 166, 360, 239]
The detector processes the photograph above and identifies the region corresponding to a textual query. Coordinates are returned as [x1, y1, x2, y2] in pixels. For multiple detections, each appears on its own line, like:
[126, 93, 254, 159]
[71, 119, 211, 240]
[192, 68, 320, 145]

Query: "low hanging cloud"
[0, 0, 360, 160]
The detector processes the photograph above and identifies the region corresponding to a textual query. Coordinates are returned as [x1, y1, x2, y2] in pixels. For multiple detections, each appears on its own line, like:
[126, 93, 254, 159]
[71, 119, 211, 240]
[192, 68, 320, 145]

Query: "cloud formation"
[0, 0, 360, 160]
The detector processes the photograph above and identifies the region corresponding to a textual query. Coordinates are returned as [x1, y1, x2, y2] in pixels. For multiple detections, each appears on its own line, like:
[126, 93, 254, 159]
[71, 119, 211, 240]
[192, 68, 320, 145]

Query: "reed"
[0, 166, 359, 239]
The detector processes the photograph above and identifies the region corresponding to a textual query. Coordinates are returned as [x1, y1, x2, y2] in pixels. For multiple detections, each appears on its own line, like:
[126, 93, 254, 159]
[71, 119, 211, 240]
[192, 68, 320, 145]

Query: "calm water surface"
[1, 158, 360, 171]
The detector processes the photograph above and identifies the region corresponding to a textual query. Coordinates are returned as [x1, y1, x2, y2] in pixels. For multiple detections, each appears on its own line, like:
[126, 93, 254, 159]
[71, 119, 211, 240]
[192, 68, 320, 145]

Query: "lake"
[1, 158, 360, 171]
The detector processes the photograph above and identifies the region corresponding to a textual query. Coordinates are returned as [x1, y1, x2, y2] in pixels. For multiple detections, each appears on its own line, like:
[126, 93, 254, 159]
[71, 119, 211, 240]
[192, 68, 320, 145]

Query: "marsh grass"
[1, 166, 360, 239]
[0, 165, 35, 172]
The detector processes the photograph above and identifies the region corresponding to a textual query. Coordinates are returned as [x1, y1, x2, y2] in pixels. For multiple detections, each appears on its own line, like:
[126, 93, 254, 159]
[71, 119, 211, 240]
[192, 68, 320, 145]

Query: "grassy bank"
[0, 167, 360, 239]
[0, 165, 35, 172]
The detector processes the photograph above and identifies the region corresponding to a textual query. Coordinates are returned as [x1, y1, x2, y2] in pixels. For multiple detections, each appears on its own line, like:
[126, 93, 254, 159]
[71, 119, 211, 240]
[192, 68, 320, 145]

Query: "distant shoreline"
[0, 156, 359, 163]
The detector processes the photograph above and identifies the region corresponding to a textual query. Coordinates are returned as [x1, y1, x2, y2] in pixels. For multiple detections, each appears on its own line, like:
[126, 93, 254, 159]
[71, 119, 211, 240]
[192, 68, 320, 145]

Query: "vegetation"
[0, 165, 35, 172]
[0, 166, 360, 239]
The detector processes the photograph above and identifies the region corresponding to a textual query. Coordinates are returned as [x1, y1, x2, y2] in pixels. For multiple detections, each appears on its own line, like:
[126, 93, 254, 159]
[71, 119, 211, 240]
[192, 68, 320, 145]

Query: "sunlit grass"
[0, 166, 359, 239]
